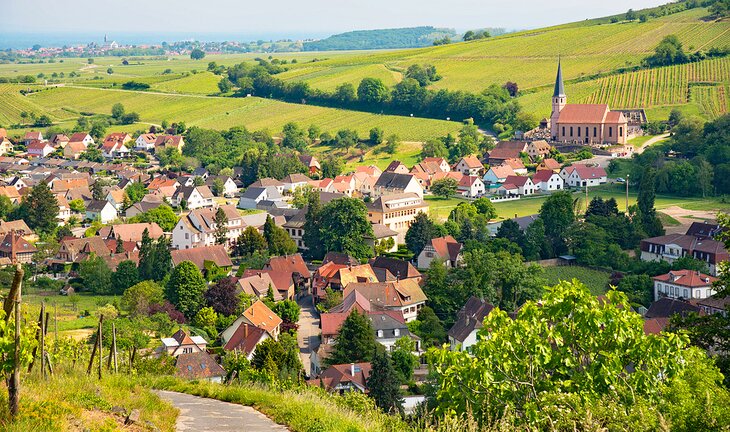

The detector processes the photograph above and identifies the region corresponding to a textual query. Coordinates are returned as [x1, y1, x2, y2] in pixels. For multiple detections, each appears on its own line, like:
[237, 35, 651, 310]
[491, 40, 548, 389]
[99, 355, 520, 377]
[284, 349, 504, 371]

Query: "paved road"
[157, 390, 288, 432]
[296, 294, 320, 377]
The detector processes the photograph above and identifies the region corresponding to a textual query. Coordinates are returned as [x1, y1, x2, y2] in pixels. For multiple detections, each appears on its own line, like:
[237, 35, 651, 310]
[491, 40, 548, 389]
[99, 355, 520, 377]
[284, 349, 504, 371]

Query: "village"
[0, 59, 725, 409]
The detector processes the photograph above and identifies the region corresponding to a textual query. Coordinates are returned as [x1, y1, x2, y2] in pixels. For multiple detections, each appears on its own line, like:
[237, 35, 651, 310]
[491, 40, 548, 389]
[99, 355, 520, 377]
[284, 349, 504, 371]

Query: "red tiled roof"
[428, 235, 462, 262]
[557, 104, 609, 124]
[532, 170, 557, 183]
[241, 300, 282, 334]
[171, 245, 232, 270]
[564, 165, 607, 180]
[653, 270, 717, 288]
[223, 323, 267, 353]
[504, 175, 530, 187]
[459, 156, 483, 168]
[488, 164, 515, 179]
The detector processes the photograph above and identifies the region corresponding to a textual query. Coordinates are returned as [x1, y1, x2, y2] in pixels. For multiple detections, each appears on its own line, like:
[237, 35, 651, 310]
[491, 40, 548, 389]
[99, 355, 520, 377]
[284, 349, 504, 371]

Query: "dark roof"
[511, 214, 539, 231]
[323, 252, 359, 266]
[368, 312, 412, 341]
[374, 172, 414, 190]
[175, 351, 225, 380]
[86, 200, 112, 212]
[644, 297, 700, 319]
[448, 296, 495, 343]
[553, 58, 565, 97]
[370, 256, 421, 280]
[685, 221, 723, 239]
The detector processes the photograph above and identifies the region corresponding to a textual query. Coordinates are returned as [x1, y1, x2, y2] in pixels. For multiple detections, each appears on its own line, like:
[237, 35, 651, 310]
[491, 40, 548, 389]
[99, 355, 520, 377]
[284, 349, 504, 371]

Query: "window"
[569, 127, 573, 136]
[562, 127, 565, 136]
[377, 330, 383, 338]
[185, 233, 189, 239]
[609, 127, 613, 137]
[577, 127, 581, 137]
[586, 127, 589, 137]
[394, 329, 400, 337]
[619, 127, 623, 137]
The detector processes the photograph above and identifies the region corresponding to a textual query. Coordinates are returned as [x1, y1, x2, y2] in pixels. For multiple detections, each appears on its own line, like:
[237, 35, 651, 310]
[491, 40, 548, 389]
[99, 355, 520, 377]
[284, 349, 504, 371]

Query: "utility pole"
[625, 174, 630, 213]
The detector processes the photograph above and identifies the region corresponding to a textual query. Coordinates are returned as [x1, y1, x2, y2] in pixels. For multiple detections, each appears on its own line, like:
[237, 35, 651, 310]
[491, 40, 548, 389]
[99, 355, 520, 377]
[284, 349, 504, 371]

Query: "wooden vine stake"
[40, 302, 46, 379]
[86, 314, 104, 379]
[5, 264, 24, 419]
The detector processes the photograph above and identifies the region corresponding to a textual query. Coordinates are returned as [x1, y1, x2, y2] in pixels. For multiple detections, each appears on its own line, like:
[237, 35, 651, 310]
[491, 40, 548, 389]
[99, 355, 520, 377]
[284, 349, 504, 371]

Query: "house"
[487, 214, 540, 236]
[645, 297, 700, 324]
[85, 200, 117, 223]
[68, 132, 94, 147]
[175, 351, 225, 383]
[550, 60, 628, 144]
[640, 227, 728, 276]
[248, 178, 285, 194]
[299, 155, 320, 175]
[171, 245, 233, 276]
[154, 135, 185, 152]
[532, 170, 564, 192]
[100, 222, 165, 243]
[482, 164, 515, 184]
[160, 328, 208, 357]
[502, 175, 535, 196]
[503, 158, 528, 175]
[0, 186, 21, 204]
[205, 175, 238, 197]
[0, 220, 35, 239]
[653, 270, 718, 301]
[105, 189, 127, 211]
[135, 133, 157, 151]
[55, 194, 71, 224]
[221, 300, 282, 344]
[23, 131, 43, 145]
[309, 362, 372, 393]
[331, 175, 356, 196]
[697, 296, 730, 317]
[238, 186, 284, 210]
[457, 175, 485, 198]
[373, 172, 423, 198]
[421, 157, 451, 173]
[312, 263, 379, 300]
[63, 141, 87, 159]
[355, 165, 383, 177]
[243, 269, 296, 300]
[101, 139, 130, 159]
[222, 322, 270, 360]
[559, 165, 607, 188]
[124, 198, 165, 218]
[27, 140, 55, 158]
[365, 223, 399, 254]
[0, 231, 37, 264]
[370, 256, 421, 282]
[366, 193, 428, 243]
[448, 296, 495, 351]
[384, 161, 409, 174]
[486, 148, 522, 166]
[54, 236, 111, 265]
[172, 205, 244, 250]
[321, 309, 417, 352]
[344, 279, 427, 322]
[237, 272, 279, 299]
[537, 158, 562, 172]
[0, 135, 14, 156]
[525, 140, 551, 160]
[51, 134, 69, 148]
[418, 235, 463, 269]
[265, 254, 312, 288]
[281, 173, 312, 192]
[171, 185, 214, 209]
[454, 156, 484, 176]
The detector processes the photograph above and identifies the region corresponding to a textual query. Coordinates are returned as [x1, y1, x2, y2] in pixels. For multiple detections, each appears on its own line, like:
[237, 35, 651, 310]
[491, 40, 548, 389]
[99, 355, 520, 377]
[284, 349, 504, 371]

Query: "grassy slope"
[11, 84, 460, 140]
[542, 266, 611, 296]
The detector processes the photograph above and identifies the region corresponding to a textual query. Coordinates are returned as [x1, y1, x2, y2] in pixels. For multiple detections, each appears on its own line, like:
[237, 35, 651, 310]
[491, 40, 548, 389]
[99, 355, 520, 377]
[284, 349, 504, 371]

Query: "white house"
[172, 205, 245, 250]
[171, 185, 215, 209]
[482, 164, 515, 184]
[447, 297, 494, 352]
[160, 329, 208, 357]
[373, 172, 424, 198]
[281, 173, 312, 192]
[421, 157, 451, 173]
[205, 176, 238, 197]
[532, 170, 564, 192]
[249, 178, 285, 194]
[85, 200, 117, 224]
[238, 186, 284, 210]
[417, 235, 463, 269]
[68, 132, 95, 147]
[653, 270, 717, 301]
[101, 141, 130, 159]
[503, 175, 535, 196]
[454, 156, 484, 176]
[560, 165, 607, 188]
[135, 133, 157, 151]
[457, 175, 485, 198]
[27, 141, 55, 158]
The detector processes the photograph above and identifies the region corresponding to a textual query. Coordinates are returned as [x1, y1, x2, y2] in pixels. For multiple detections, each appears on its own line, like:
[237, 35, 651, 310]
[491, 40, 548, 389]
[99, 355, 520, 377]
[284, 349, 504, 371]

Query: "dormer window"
[394, 329, 400, 337]
[377, 330, 383, 338]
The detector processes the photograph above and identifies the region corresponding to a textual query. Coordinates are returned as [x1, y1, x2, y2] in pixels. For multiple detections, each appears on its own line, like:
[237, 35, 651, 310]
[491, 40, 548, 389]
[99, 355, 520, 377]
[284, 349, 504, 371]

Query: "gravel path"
[157, 390, 289, 432]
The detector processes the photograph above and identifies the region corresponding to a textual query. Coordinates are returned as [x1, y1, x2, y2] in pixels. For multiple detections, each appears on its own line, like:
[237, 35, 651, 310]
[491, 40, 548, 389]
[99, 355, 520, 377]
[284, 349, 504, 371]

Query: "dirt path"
[634, 133, 670, 154]
[156, 390, 289, 432]
[658, 205, 719, 234]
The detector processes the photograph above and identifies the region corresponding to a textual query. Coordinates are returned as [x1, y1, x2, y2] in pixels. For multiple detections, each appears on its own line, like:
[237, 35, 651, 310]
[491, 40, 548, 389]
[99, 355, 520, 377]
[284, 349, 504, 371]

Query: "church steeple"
[553, 57, 565, 97]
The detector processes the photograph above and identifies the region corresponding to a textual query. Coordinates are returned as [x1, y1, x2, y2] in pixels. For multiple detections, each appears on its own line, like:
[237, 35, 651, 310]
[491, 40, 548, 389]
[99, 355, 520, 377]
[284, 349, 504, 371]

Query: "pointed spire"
[553, 57, 565, 98]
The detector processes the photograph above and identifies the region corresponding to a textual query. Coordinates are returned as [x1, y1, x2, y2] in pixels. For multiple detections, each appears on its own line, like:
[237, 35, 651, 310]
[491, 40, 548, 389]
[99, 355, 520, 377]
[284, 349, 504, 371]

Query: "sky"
[3, 0, 668, 40]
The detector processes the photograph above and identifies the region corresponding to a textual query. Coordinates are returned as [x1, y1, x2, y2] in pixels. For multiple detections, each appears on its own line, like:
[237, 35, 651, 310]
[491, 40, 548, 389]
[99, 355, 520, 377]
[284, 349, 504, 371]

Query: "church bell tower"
[550, 58, 566, 140]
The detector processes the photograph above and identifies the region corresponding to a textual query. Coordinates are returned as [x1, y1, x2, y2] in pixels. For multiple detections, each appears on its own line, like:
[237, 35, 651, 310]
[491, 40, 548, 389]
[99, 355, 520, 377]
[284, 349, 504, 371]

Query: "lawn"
[311, 140, 428, 171]
[424, 195, 470, 220]
[542, 265, 611, 296]
[24, 292, 120, 335]
[425, 185, 730, 222]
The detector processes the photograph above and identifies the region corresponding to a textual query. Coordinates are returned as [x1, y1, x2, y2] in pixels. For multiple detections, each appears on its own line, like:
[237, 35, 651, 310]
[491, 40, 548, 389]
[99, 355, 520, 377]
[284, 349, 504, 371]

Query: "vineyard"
[18, 85, 461, 140]
[691, 84, 729, 118]
[0, 84, 59, 125]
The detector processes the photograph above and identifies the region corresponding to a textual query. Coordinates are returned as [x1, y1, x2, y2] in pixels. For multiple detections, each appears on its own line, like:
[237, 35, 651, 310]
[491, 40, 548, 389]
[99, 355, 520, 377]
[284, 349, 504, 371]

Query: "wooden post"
[27, 307, 44, 373]
[7, 264, 23, 419]
[86, 314, 103, 376]
[45, 352, 54, 377]
[97, 316, 103, 380]
[40, 302, 46, 379]
[112, 324, 118, 374]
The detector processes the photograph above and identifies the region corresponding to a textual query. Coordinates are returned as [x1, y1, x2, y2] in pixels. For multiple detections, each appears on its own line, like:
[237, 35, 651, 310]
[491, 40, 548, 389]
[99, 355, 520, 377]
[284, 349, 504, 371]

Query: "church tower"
[550, 58, 566, 140]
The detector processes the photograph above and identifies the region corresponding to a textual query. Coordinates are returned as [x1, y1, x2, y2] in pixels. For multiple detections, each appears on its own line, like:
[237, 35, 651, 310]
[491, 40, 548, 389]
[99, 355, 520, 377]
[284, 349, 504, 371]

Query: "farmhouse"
[532, 169, 564, 191]
[154, 135, 185, 152]
[417, 235, 463, 269]
[560, 165, 607, 187]
[454, 156, 484, 176]
[373, 172, 423, 198]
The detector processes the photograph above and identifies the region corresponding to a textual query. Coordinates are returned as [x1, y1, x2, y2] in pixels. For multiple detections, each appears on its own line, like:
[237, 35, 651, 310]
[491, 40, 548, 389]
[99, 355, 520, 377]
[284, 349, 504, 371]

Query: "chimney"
[350, 363, 355, 376]
[244, 323, 249, 338]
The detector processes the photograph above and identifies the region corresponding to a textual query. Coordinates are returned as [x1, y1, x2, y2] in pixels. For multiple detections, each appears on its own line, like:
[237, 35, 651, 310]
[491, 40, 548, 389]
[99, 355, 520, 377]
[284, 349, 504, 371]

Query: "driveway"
[157, 390, 288, 432]
[296, 295, 320, 377]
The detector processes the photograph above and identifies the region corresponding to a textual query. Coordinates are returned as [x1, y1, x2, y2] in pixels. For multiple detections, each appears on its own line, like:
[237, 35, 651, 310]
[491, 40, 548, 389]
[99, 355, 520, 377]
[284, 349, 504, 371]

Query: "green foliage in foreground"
[428, 280, 730, 430]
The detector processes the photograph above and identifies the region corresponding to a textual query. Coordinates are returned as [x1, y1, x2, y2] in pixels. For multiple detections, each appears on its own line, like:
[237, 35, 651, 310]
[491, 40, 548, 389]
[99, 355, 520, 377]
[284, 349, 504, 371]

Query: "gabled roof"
[237, 272, 279, 299]
[374, 172, 416, 189]
[241, 186, 281, 200]
[504, 175, 531, 187]
[685, 222, 724, 239]
[86, 199, 114, 212]
[503, 158, 526, 171]
[494, 141, 528, 152]
[366, 193, 426, 213]
[427, 235, 462, 263]
[0, 232, 37, 255]
[265, 254, 311, 278]
[223, 323, 268, 353]
[174, 185, 214, 200]
[69, 132, 91, 142]
[487, 148, 521, 161]
[322, 252, 359, 267]
[384, 160, 407, 172]
[370, 256, 421, 280]
[532, 170, 558, 183]
[564, 165, 607, 180]
[645, 297, 700, 319]
[249, 178, 284, 188]
[242, 300, 282, 334]
[242, 269, 294, 294]
[175, 351, 225, 380]
[556, 104, 609, 124]
[100, 222, 164, 242]
[281, 173, 311, 184]
[538, 158, 561, 170]
[312, 362, 371, 392]
[653, 270, 716, 288]
[154, 135, 184, 147]
[171, 245, 232, 270]
[487, 164, 515, 179]
[344, 279, 427, 308]
[448, 296, 495, 343]
[458, 156, 483, 169]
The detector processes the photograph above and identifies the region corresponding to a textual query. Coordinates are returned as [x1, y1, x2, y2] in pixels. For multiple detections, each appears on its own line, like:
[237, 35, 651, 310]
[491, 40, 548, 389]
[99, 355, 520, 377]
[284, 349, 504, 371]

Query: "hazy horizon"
[3, 0, 668, 49]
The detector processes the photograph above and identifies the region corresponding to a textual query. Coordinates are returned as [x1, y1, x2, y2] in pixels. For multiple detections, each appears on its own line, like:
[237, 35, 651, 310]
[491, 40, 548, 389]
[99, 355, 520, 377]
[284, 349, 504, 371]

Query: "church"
[550, 60, 628, 145]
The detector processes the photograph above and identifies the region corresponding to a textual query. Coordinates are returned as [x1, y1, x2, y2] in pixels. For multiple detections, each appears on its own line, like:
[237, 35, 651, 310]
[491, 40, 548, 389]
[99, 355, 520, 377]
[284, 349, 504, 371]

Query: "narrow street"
[296, 295, 320, 378]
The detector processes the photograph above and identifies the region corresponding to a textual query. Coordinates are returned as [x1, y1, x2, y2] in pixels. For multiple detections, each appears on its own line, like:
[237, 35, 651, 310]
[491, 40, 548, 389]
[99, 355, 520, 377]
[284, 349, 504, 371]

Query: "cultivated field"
[11, 84, 461, 140]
